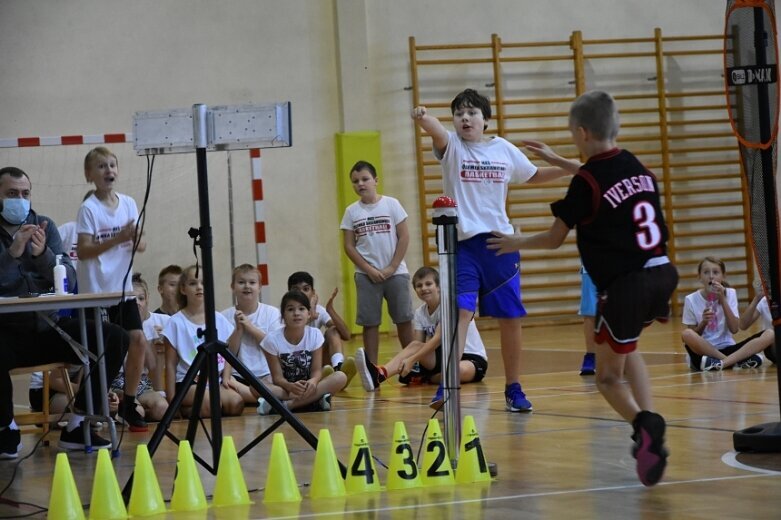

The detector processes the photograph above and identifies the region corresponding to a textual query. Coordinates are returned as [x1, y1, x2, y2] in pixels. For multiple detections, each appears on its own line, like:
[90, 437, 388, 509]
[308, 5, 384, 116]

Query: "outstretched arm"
[411, 106, 449, 155]
[325, 288, 351, 340]
[486, 218, 571, 254]
[523, 139, 581, 184]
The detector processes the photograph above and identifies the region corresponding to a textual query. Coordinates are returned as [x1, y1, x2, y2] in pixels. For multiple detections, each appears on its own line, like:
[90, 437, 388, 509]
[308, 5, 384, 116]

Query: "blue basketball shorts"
[456, 233, 526, 319]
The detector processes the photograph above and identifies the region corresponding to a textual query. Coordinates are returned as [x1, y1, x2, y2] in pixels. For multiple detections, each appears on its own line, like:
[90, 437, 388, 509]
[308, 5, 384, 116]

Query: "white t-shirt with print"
[340, 195, 409, 275]
[309, 304, 331, 331]
[221, 303, 282, 378]
[435, 131, 537, 240]
[682, 288, 739, 349]
[261, 327, 324, 383]
[163, 311, 234, 383]
[76, 193, 139, 294]
[413, 303, 487, 359]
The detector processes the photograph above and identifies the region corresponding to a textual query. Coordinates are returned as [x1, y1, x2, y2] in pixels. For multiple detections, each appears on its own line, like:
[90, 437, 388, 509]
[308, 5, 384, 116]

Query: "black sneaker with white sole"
[58, 422, 112, 451]
[0, 428, 22, 460]
[355, 348, 385, 391]
[118, 397, 148, 432]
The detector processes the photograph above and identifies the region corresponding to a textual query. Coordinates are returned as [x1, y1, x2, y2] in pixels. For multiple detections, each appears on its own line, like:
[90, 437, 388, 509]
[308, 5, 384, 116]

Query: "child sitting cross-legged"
[354, 266, 488, 409]
[257, 290, 348, 415]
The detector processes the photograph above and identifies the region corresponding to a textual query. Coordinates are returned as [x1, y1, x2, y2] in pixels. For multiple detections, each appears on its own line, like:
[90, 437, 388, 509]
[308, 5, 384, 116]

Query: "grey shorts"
[354, 273, 414, 326]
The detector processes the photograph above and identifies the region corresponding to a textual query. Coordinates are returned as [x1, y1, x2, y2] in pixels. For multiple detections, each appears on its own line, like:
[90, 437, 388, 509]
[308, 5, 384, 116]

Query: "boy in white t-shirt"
[355, 266, 488, 409]
[340, 160, 414, 365]
[287, 271, 356, 384]
[75, 146, 149, 431]
[412, 89, 577, 412]
[222, 264, 285, 404]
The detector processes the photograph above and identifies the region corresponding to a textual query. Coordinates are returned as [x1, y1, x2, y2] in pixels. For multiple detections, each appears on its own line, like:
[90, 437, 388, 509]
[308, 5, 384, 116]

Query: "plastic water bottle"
[54, 254, 68, 295]
[706, 290, 718, 332]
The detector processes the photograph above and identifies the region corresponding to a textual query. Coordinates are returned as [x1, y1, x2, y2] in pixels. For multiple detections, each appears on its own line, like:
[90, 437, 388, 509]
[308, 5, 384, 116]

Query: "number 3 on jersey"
[633, 201, 661, 250]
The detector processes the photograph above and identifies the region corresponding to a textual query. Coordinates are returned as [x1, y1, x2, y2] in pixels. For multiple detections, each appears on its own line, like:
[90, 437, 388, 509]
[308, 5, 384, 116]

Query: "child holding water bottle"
[682, 257, 766, 371]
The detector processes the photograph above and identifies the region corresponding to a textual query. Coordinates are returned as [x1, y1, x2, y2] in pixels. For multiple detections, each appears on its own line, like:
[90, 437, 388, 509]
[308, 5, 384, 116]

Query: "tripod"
[123, 105, 340, 500]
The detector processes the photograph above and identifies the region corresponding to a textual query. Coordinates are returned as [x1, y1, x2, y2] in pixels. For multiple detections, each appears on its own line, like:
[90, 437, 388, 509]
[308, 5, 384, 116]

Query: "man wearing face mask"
[0, 166, 128, 458]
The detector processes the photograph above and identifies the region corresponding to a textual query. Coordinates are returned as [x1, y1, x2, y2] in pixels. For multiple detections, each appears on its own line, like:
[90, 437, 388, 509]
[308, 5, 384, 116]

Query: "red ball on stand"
[432, 196, 457, 208]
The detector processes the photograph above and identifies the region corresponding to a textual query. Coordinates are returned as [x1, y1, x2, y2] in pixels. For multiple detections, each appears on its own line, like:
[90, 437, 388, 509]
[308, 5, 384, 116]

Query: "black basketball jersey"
[551, 148, 668, 291]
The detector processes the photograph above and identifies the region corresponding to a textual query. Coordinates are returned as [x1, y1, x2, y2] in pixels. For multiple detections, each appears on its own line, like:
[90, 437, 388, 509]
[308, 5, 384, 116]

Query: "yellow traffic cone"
[48, 452, 85, 520]
[419, 419, 454, 487]
[127, 444, 167, 517]
[263, 433, 302, 503]
[213, 436, 252, 507]
[345, 424, 381, 494]
[455, 415, 491, 484]
[386, 421, 422, 491]
[170, 440, 208, 512]
[309, 429, 346, 499]
[88, 449, 128, 519]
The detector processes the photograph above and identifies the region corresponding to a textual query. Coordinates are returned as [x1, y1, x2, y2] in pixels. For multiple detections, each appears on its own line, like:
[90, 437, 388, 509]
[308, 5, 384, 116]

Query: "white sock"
[9, 419, 19, 430]
[331, 353, 345, 366]
[66, 414, 84, 432]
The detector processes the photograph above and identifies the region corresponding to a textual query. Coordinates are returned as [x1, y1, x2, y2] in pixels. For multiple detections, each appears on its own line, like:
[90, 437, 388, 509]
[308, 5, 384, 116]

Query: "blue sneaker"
[505, 383, 533, 412]
[579, 353, 596, 375]
[735, 354, 762, 369]
[700, 356, 723, 372]
[429, 384, 444, 410]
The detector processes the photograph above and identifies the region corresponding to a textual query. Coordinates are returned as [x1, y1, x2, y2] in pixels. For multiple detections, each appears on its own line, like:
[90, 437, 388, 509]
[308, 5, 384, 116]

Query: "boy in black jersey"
[487, 91, 678, 487]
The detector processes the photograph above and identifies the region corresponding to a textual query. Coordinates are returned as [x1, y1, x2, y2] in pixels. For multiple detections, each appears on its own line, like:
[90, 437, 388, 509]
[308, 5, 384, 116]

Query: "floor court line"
[276, 472, 777, 519]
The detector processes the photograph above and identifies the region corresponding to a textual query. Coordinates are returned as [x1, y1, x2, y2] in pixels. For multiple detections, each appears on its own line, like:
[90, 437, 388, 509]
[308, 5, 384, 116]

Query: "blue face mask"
[1, 198, 31, 225]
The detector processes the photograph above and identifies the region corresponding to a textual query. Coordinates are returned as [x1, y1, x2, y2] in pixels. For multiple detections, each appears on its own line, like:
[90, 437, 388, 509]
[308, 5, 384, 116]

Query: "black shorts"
[595, 262, 679, 354]
[419, 349, 488, 383]
[107, 299, 143, 331]
[684, 331, 765, 371]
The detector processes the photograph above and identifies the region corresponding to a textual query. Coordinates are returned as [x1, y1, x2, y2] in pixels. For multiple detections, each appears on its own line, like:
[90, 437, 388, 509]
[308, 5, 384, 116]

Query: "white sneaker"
[257, 398, 273, 415]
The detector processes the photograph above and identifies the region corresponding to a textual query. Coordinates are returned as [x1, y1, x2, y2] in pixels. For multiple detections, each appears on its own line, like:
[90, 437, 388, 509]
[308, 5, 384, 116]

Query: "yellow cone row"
[47, 417, 490, 517]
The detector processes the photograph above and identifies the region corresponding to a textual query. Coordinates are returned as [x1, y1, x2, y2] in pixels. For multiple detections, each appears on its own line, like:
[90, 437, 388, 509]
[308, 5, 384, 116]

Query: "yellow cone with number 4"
[345, 424, 381, 494]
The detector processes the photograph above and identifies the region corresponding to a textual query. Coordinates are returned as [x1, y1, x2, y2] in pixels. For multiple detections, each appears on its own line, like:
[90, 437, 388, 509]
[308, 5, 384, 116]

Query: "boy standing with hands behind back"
[487, 91, 678, 486]
[411, 89, 578, 412]
[76, 146, 149, 431]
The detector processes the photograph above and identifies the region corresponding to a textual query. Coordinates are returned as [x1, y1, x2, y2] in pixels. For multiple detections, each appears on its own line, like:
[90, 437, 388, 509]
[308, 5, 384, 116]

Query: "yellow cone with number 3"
[386, 421, 422, 491]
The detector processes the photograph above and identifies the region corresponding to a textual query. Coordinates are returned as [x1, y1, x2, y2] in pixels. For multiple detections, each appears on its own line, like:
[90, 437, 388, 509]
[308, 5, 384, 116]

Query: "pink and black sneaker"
[631, 410, 668, 486]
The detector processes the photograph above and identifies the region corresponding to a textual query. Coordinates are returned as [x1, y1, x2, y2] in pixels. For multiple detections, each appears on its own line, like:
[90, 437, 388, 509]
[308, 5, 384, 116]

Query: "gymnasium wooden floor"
[3, 320, 781, 519]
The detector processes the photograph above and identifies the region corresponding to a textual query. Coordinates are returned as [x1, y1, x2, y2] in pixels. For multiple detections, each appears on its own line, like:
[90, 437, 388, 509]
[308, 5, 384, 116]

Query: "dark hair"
[450, 89, 491, 130]
[158, 264, 183, 284]
[412, 266, 439, 286]
[350, 160, 377, 178]
[287, 271, 314, 290]
[280, 290, 311, 313]
[0, 166, 30, 185]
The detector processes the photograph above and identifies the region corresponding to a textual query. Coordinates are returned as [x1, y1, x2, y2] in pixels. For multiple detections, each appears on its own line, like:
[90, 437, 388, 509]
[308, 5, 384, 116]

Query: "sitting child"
[258, 290, 348, 414]
[682, 257, 767, 370]
[287, 271, 355, 383]
[222, 264, 285, 404]
[109, 274, 169, 423]
[354, 266, 488, 409]
[739, 284, 776, 364]
[162, 265, 244, 418]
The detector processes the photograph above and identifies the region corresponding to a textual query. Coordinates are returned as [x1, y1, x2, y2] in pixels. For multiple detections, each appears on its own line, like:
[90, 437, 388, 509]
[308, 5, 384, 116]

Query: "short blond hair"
[84, 146, 118, 172]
